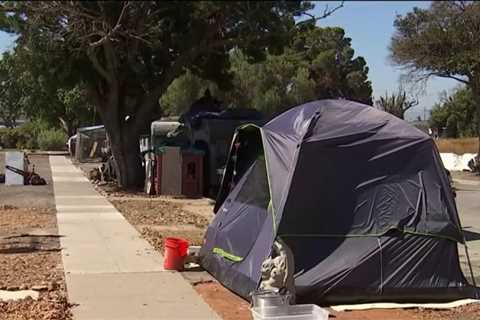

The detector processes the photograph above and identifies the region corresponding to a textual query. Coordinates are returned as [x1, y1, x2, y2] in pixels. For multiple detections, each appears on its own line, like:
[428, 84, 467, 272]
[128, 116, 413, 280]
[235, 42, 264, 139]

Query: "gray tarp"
[200, 99, 478, 304]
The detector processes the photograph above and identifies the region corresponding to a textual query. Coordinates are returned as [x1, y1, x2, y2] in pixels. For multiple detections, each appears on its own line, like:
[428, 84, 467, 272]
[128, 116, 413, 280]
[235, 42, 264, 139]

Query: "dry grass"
[435, 138, 479, 154]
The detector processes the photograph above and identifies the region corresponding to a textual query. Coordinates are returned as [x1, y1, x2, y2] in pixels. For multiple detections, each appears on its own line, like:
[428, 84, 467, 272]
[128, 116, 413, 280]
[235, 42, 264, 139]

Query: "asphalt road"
[0, 151, 55, 209]
[454, 174, 480, 285]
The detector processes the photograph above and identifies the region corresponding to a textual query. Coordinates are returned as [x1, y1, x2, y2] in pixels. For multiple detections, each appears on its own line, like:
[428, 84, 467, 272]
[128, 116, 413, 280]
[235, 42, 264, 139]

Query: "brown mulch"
[0, 206, 57, 236]
[112, 199, 209, 228]
[140, 227, 206, 254]
[0, 206, 71, 320]
[97, 184, 147, 198]
[0, 252, 63, 290]
[0, 292, 71, 320]
[113, 197, 208, 255]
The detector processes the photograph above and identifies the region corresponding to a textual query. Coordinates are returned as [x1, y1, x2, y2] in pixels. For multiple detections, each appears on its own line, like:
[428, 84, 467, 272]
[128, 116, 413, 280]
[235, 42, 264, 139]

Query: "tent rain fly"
[200, 99, 479, 305]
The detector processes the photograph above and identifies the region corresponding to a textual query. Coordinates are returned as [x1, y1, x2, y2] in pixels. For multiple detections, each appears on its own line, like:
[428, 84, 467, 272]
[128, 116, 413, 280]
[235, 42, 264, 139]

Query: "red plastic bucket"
[164, 237, 189, 271]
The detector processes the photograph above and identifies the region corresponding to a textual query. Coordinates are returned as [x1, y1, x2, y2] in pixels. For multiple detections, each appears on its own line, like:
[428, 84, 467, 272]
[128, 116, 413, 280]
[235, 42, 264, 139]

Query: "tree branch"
[86, 84, 107, 118]
[451, 1, 467, 12]
[298, 1, 344, 24]
[132, 48, 203, 130]
[89, 1, 129, 48]
[404, 68, 471, 86]
[87, 48, 113, 84]
[430, 72, 470, 85]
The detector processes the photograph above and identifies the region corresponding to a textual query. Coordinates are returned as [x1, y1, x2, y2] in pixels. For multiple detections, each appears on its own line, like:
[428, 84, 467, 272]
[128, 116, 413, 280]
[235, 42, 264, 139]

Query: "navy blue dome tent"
[199, 99, 478, 304]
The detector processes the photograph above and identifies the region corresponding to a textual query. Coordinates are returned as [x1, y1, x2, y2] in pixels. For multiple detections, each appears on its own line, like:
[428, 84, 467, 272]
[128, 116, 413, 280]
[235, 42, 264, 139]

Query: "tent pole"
[463, 242, 477, 287]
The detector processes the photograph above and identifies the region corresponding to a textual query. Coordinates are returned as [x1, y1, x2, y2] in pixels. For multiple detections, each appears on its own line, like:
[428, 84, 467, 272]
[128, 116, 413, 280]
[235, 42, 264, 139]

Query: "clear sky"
[0, 2, 461, 120]
[0, 32, 16, 52]
[311, 1, 461, 120]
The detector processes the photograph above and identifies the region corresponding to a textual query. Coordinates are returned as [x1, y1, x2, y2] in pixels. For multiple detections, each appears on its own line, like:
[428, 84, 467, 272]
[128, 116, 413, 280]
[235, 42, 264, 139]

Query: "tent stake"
[463, 242, 477, 287]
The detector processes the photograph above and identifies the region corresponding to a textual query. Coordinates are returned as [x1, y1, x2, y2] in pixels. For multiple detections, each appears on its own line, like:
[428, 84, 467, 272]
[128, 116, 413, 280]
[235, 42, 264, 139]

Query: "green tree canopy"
[0, 48, 97, 136]
[160, 25, 373, 118]
[0, 1, 316, 187]
[227, 26, 372, 116]
[390, 1, 480, 153]
[430, 87, 478, 138]
[160, 70, 218, 116]
[0, 52, 25, 128]
[56, 86, 97, 136]
[292, 26, 372, 104]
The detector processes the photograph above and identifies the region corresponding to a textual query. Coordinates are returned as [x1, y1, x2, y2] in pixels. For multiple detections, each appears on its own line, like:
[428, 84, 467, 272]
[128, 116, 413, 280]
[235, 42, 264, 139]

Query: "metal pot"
[251, 291, 291, 309]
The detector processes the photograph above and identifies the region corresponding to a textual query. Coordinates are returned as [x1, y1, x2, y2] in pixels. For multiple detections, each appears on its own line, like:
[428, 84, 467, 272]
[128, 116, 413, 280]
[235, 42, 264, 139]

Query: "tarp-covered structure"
[200, 99, 479, 304]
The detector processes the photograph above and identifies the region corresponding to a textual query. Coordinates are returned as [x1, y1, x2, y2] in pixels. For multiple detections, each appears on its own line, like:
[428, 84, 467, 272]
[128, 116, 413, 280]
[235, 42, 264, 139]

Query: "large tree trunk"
[88, 56, 165, 188]
[475, 95, 480, 157]
[108, 125, 144, 189]
[95, 92, 147, 189]
[59, 117, 76, 137]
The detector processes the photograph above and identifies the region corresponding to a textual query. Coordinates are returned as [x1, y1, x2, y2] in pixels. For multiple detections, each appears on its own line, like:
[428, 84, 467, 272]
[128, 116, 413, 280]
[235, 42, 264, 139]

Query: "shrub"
[0, 120, 56, 150]
[14, 121, 44, 149]
[0, 127, 20, 149]
[37, 128, 67, 151]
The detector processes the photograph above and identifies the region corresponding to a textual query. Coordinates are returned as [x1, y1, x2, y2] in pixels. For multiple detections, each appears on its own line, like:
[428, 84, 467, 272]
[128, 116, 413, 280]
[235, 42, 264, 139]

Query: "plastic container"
[251, 291, 292, 309]
[163, 237, 189, 270]
[251, 304, 329, 320]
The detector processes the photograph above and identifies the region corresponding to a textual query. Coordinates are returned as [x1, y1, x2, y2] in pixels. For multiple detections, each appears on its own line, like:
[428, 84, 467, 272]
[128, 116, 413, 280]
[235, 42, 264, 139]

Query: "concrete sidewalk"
[50, 156, 219, 320]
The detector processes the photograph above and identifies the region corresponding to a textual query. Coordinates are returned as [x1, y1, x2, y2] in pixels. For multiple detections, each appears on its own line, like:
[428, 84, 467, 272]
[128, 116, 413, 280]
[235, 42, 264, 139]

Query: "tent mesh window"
[211, 126, 272, 261]
[75, 127, 108, 163]
[224, 126, 270, 213]
[235, 156, 270, 209]
[217, 126, 268, 208]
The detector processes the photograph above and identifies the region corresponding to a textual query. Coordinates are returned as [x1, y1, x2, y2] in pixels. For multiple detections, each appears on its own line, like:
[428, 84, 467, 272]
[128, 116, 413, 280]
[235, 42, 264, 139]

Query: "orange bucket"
[164, 237, 189, 271]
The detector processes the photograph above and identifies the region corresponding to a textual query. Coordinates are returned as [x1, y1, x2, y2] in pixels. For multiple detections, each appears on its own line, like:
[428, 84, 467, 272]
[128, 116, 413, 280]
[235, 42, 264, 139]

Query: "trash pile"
[1, 152, 46, 185]
[87, 156, 117, 185]
[5, 164, 46, 185]
[440, 152, 479, 172]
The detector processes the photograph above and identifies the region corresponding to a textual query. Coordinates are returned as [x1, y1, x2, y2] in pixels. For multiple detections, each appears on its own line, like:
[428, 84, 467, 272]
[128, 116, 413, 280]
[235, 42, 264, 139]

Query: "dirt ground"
[194, 282, 253, 320]
[110, 197, 210, 253]
[0, 153, 71, 320]
[194, 281, 480, 320]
